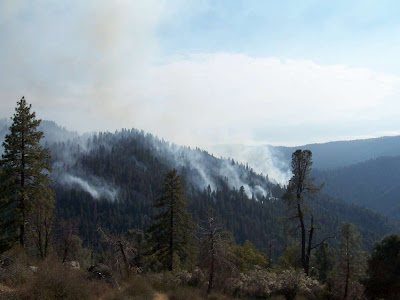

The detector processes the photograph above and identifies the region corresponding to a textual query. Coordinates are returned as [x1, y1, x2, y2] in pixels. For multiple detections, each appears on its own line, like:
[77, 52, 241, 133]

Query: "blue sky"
[1, 0, 400, 148]
[158, 1, 400, 73]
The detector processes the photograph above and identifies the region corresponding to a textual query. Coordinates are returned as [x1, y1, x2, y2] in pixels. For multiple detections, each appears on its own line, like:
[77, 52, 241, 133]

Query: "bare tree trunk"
[343, 229, 350, 300]
[118, 241, 131, 278]
[38, 223, 43, 258]
[62, 242, 69, 263]
[20, 211, 25, 247]
[169, 201, 174, 271]
[44, 217, 50, 258]
[305, 215, 314, 276]
[343, 261, 350, 300]
[268, 243, 272, 267]
[298, 202, 306, 273]
[206, 226, 215, 297]
[206, 246, 215, 296]
[20, 130, 25, 247]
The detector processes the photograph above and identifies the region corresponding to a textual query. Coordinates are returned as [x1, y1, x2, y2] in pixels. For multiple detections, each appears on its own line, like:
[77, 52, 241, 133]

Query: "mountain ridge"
[0, 118, 398, 254]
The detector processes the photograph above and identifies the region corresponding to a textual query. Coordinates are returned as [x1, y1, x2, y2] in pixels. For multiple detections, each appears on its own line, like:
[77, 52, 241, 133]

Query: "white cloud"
[1, 1, 400, 149]
[125, 53, 400, 147]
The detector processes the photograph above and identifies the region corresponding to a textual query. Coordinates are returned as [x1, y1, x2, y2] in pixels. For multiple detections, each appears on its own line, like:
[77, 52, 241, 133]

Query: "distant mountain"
[314, 156, 400, 220]
[274, 136, 400, 170]
[39, 120, 80, 143]
[210, 136, 400, 185]
[0, 118, 11, 147]
[0, 118, 79, 154]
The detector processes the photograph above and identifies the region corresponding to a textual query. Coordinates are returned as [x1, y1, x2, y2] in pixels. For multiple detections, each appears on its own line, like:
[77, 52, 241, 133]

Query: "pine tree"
[0, 97, 54, 250]
[313, 241, 335, 283]
[334, 223, 366, 300]
[147, 169, 192, 271]
[364, 234, 400, 300]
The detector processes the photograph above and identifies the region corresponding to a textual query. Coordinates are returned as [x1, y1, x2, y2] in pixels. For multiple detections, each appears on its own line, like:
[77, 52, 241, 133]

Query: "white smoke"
[154, 140, 271, 199]
[61, 173, 118, 201]
[208, 144, 291, 186]
[48, 131, 119, 202]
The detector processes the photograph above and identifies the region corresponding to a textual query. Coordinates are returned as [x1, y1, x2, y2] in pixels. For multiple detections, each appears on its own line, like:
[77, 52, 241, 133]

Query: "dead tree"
[55, 218, 80, 263]
[98, 227, 139, 278]
[197, 209, 236, 297]
[283, 150, 330, 275]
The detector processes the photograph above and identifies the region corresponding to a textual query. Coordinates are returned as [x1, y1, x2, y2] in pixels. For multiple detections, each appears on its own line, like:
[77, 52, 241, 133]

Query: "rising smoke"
[208, 144, 292, 185]
[0, 117, 289, 201]
[60, 173, 118, 201]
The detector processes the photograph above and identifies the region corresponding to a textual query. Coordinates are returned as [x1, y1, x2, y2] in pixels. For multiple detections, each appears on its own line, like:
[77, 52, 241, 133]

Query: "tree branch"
[311, 236, 335, 250]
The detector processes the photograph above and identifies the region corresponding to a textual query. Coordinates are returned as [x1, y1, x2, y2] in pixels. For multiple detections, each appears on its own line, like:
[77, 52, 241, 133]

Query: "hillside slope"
[49, 128, 399, 253]
[314, 156, 400, 219]
[275, 135, 400, 170]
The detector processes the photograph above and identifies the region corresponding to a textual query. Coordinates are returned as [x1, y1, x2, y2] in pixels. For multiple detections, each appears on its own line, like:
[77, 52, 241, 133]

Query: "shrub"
[227, 267, 324, 300]
[147, 270, 199, 290]
[229, 267, 279, 298]
[0, 246, 33, 286]
[277, 268, 323, 300]
[167, 286, 204, 300]
[18, 256, 90, 300]
[122, 276, 155, 300]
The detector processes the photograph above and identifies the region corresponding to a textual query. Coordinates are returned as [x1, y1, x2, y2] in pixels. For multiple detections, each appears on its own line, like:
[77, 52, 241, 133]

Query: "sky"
[1, 0, 400, 147]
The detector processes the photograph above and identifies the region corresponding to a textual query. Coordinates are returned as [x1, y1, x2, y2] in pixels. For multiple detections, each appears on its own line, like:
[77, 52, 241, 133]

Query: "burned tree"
[98, 227, 140, 278]
[283, 150, 326, 275]
[334, 223, 365, 300]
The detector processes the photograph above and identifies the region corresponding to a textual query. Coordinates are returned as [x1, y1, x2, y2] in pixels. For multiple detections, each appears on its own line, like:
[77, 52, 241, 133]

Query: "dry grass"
[106, 276, 155, 300]
[17, 256, 90, 300]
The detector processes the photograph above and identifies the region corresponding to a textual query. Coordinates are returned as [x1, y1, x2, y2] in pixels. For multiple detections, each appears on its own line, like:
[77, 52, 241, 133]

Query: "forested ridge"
[314, 156, 400, 220]
[275, 135, 400, 170]
[0, 118, 398, 254]
[3, 120, 391, 253]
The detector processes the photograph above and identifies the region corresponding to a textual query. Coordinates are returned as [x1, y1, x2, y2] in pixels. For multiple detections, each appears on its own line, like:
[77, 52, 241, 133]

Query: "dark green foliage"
[147, 169, 192, 270]
[234, 240, 267, 272]
[277, 244, 302, 270]
[0, 97, 54, 250]
[313, 242, 335, 283]
[364, 234, 400, 300]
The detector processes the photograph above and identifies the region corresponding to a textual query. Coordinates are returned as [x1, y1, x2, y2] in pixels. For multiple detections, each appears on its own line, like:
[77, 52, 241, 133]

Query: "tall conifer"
[147, 169, 192, 270]
[0, 97, 54, 250]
